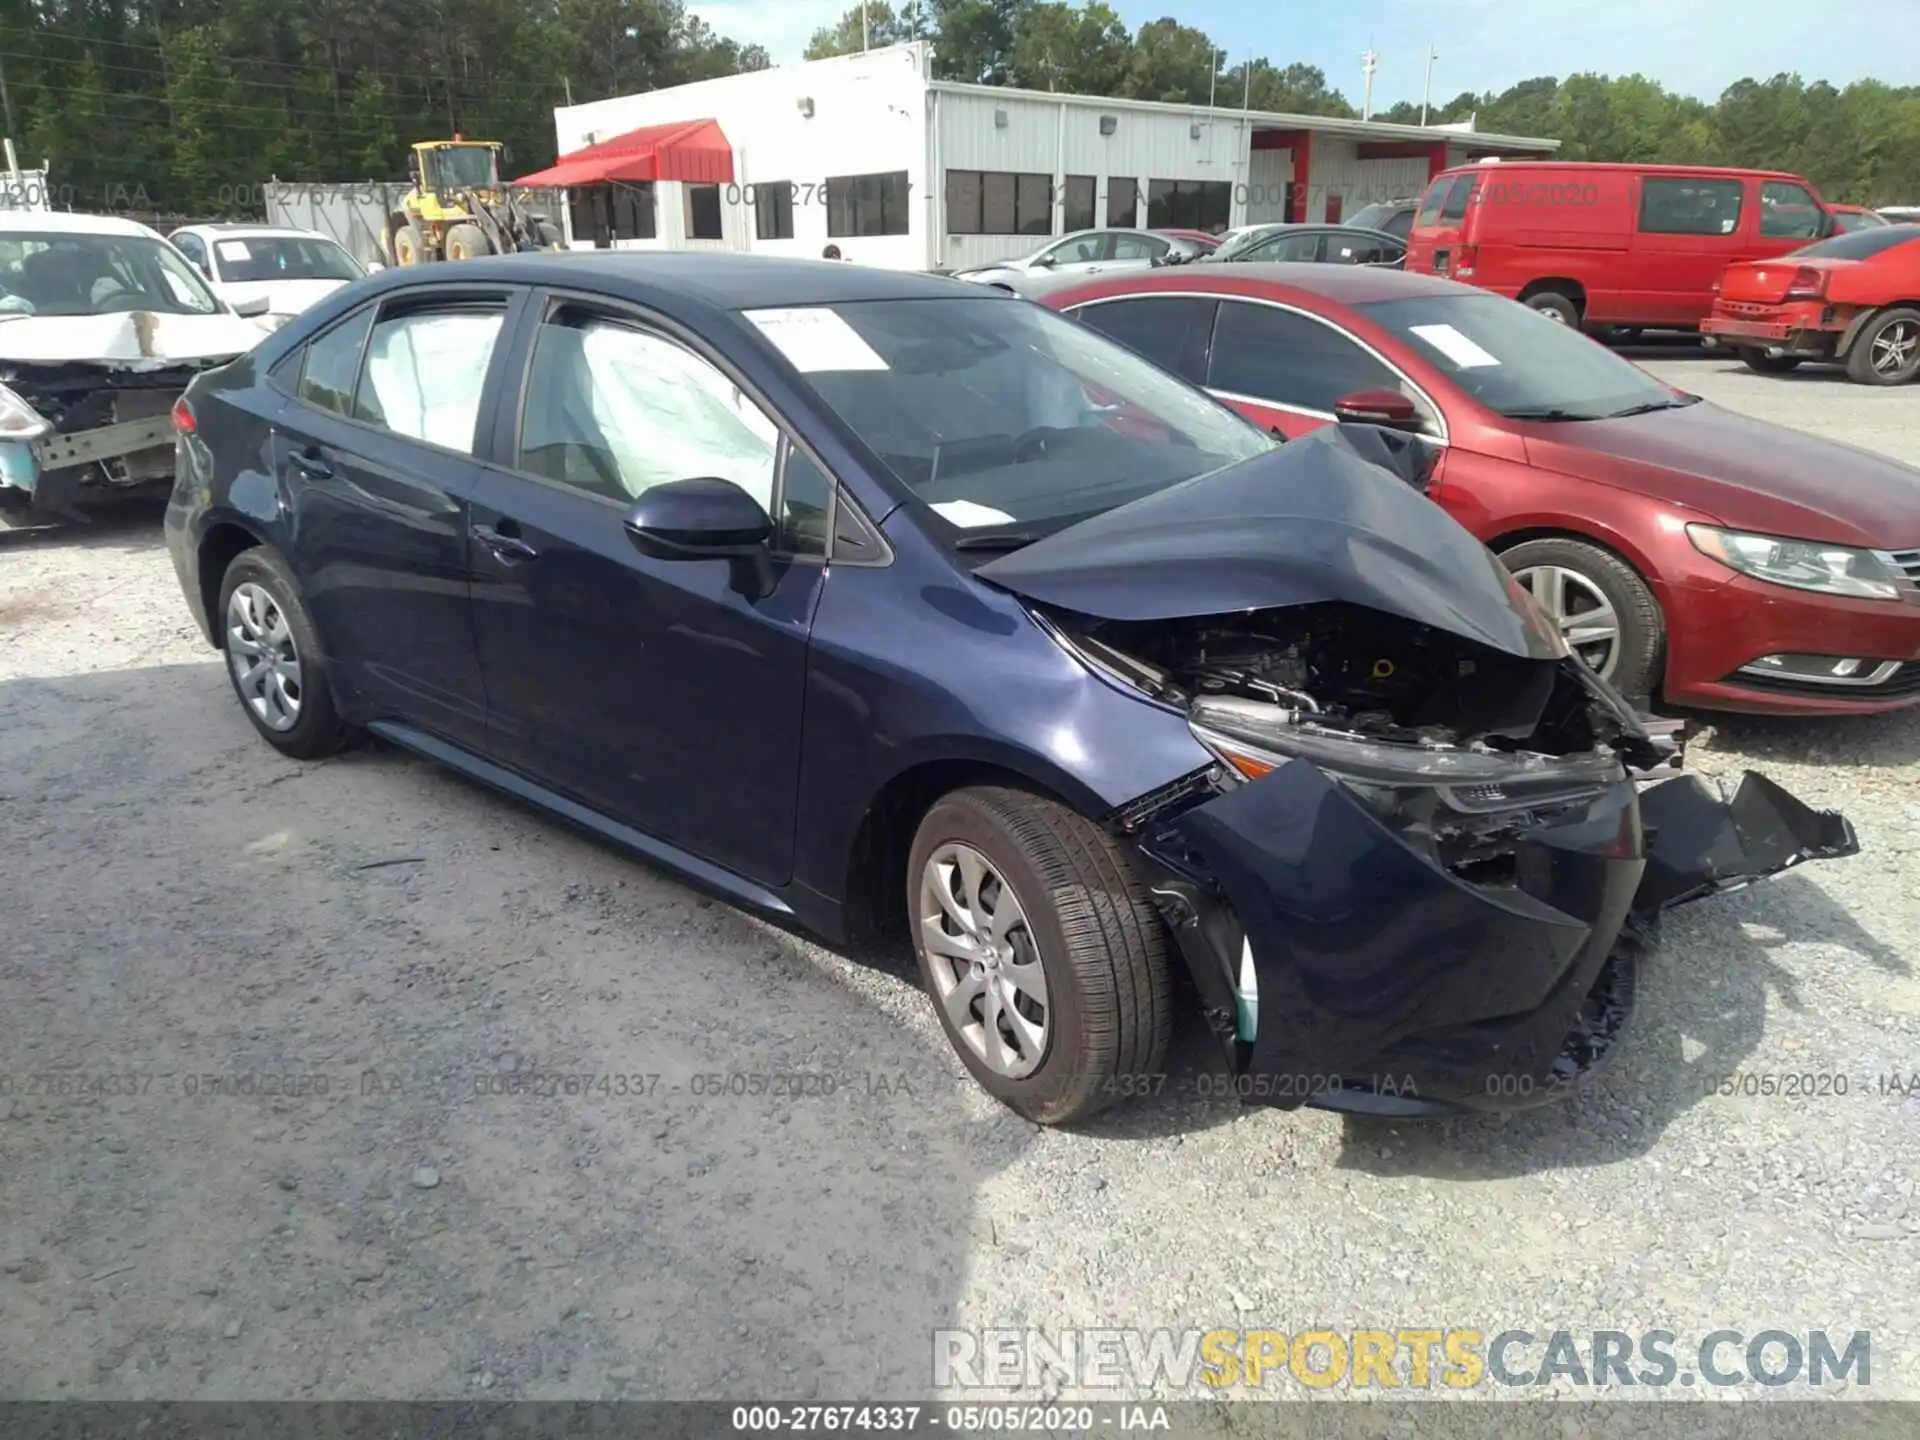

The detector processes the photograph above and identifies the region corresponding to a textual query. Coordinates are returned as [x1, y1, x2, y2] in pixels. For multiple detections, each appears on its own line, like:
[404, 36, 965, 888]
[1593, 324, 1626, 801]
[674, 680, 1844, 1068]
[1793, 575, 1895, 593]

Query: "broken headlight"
[1189, 694, 1622, 814]
[0, 383, 52, 442]
[1687, 524, 1901, 601]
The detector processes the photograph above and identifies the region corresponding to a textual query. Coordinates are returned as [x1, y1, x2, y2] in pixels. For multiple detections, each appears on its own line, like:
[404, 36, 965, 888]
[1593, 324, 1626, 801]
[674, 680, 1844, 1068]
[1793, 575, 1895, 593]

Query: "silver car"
[952, 229, 1213, 294]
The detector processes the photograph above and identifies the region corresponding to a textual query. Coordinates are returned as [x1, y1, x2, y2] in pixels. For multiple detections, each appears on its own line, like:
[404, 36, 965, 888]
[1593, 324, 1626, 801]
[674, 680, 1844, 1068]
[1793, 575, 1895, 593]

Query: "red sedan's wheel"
[1847, 308, 1920, 386]
[1501, 538, 1665, 702]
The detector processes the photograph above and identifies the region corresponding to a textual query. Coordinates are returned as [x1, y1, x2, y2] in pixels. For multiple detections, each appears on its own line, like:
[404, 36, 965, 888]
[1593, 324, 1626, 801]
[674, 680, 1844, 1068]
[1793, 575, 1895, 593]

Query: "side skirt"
[366, 720, 796, 922]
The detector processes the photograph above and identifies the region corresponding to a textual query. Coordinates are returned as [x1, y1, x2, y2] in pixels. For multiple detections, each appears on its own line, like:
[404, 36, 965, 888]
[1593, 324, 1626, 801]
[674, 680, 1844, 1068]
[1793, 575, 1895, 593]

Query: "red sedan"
[1035, 264, 1920, 715]
[1702, 224, 1920, 384]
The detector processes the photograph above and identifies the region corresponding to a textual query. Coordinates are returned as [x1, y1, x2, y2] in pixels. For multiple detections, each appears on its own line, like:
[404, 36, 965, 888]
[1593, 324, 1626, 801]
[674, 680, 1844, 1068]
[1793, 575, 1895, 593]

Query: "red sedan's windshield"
[1358, 291, 1694, 421]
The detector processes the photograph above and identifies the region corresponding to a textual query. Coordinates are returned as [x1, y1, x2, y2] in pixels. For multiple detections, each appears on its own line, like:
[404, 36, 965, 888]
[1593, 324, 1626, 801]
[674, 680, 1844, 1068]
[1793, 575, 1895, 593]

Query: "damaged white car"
[0, 211, 274, 522]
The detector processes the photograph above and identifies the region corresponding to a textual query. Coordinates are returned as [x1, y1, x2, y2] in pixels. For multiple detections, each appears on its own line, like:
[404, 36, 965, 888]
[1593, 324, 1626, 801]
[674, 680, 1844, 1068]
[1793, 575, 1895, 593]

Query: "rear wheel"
[1740, 348, 1804, 374]
[1523, 290, 1582, 327]
[217, 547, 358, 759]
[1846, 307, 1920, 385]
[908, 786, 1171, 1126]
[1500, 537, 1664, 701]
[445, 222, 491, 261]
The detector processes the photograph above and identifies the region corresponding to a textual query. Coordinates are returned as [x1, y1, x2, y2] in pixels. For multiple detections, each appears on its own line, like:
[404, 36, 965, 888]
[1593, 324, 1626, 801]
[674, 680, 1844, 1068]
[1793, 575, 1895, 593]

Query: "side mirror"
[1333, 387, 1421, 431]
[230, 295, 271, 318]
[1029, 252, 1055, 269]
[624, 477, 776, 598]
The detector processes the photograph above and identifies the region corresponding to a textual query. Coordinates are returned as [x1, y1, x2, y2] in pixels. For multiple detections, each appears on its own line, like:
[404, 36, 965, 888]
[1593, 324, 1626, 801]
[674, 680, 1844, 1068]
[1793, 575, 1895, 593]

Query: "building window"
[1145, 179, 1230, 232]
[1063, 175, 1096, 233]
[1107, 176, 1137, 227]
[566, 183, 656, 246]
[686, 183, 724, 240]
[828, 170, 910, 237]
[1639, 177, 1742, 236]
[754, 181, 794, 240]
[946, 169, 1053, 235]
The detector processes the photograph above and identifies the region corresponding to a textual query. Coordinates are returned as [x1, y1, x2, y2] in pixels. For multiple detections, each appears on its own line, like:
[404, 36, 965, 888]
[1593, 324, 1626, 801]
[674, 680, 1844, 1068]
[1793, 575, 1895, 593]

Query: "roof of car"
[0, 210, 163, 238]
[344, 250, 1006, 311]
[1029, 261, 1462, 307]
[173, 223, 338, 241]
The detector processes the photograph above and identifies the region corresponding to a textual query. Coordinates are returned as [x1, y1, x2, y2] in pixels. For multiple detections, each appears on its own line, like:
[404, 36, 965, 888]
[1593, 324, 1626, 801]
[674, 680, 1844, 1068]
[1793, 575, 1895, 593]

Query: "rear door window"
[353, 305, 506, 454]
[1111, 233, 1169, 262]
[1438, 175, 1475, 223]
[1207, 300, 1399, 414]
[295, 306, 375, 416]
[1070, 295, 1215, 383]
[1247, 231, 1325, 262]
[1639, 177, 1744, 235]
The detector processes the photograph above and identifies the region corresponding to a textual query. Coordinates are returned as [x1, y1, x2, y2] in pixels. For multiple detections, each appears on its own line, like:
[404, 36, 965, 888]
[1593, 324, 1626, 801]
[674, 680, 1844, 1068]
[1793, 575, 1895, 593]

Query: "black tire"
[216, 547, 359, 759]
[1523, 290, 1582, 327]
[1498, 537, 1665, 702]
[445, 221, 490, 261]
[1740, 348, 1803, 374]
[1846, 307, 1920, 385]
[907, 786, 1172, 1126]
[392, 218, 429, 266]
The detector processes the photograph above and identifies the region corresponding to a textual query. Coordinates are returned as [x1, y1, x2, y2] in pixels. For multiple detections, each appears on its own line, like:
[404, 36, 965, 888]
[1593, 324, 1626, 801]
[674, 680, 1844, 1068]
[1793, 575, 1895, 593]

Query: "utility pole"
[1421, 45, 1438, 125]
[1208, 48, 1219, 114]
[0, 53, 15, 146]
[1360, 47, 1377, 122]
[861, 2, 869, 52]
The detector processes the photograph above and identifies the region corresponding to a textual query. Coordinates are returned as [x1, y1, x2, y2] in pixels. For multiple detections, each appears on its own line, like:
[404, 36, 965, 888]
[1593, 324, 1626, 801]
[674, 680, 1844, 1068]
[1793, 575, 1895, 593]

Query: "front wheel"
[1846, 307, 1920, 385]
[1740, 348, 1803, 374]
[908, 787, 1172, 1126]
[1501, 537, 1664, 702]
[445, 222, 491, 261]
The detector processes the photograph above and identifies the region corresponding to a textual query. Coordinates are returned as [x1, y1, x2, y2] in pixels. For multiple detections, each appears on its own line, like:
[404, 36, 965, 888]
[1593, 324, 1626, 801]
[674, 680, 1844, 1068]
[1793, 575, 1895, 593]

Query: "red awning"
[512, 118, 734, 188]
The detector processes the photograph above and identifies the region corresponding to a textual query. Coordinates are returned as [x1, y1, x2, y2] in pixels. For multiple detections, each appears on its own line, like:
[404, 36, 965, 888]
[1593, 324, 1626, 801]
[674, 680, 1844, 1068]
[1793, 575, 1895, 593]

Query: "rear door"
[1239, 230, 1327, 264]
[1627, 174, 1749, 325]
[272, 287, 522, 751]
[1035, 230, 1113, 280]
[1109, 232, 1172, 274]
[1066, 293, 1219, 386]
[466, 291, 832, 886]
[1406, 172, 1475, 275]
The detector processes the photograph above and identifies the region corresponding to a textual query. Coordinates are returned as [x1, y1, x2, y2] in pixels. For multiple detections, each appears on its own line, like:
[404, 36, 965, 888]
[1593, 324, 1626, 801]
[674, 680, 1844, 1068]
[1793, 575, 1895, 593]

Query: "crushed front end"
[1058, 600, 1859, 1115]
[0, 358, 228, 520]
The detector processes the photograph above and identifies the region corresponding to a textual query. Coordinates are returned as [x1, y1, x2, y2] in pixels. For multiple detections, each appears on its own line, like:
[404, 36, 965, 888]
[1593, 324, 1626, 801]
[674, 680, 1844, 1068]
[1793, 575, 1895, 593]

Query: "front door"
[277, 292, 517, 750]
[468, 298, 831, 886]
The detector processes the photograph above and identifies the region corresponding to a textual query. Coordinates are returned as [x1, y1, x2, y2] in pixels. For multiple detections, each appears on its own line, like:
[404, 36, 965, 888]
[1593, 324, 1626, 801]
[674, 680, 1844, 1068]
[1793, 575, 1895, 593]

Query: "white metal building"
[531, 42, 1558, 270]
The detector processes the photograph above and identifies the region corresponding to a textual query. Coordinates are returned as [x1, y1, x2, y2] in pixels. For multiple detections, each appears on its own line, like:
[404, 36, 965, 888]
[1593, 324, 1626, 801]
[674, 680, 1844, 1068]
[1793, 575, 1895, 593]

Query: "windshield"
[1210, 226, 1286, 261]
[0, 232, 222, 317]
[1792, 224, 1920, 260]
[750, 296, 1273, 542]
[426, 146, 500, 190]
[1347, 202, 1413, 239]
[212, 234, 363, 283]
[1359, 291, 1690, 421]
[1832, 208, 1890, 233]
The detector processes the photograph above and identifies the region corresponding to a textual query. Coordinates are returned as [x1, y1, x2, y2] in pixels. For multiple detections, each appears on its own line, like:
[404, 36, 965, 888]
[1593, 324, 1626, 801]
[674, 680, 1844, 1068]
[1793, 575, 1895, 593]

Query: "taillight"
[1455, 243, 1479, 275]
[1784, 266, 1826, 302]
[171, 396, 196, 434]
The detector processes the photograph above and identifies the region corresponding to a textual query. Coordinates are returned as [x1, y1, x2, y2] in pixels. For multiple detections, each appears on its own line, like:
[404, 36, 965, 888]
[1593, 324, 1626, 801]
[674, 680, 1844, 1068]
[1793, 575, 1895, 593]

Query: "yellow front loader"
[383, 139, 563, 265]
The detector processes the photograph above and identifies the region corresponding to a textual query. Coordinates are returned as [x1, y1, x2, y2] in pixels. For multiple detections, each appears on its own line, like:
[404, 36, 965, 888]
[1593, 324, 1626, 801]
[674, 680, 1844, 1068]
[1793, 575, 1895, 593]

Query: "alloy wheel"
[1871, 319, 1919, 377]
[1511, 564, 1621, 678]
[918, 842, 1050, 1079]
[226, 582, 303, 731]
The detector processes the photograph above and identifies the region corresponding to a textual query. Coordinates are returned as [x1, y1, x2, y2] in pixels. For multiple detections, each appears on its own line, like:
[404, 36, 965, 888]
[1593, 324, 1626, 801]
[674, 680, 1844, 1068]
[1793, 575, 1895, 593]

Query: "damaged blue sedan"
[162, 253, 1857, 1125]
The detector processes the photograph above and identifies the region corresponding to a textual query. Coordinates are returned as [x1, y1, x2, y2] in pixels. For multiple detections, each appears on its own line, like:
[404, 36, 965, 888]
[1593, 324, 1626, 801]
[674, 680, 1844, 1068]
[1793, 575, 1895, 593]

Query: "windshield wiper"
[1501, 406, 1600, 422]
[953, 530, 1044, 553]
[1604, 396, 1702, 418]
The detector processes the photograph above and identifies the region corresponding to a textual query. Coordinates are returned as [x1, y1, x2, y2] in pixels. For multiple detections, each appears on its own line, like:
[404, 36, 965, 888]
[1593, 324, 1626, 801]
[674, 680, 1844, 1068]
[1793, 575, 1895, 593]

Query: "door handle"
[288, 446, 334, 479]
[472, 521, 539, 563]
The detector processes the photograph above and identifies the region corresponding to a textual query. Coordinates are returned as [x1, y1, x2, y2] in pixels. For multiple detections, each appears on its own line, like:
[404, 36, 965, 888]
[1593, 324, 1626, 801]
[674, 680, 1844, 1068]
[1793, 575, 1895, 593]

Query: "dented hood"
[0, 311, 261, 369]
[975, 426, 1567, 661]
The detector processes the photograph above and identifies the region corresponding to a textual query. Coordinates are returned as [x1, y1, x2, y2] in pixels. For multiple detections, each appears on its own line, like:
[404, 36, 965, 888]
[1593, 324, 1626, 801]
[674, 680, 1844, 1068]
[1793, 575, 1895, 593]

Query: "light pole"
[1421, 45, 1439, 125]
[1360, 49, 1378, 121]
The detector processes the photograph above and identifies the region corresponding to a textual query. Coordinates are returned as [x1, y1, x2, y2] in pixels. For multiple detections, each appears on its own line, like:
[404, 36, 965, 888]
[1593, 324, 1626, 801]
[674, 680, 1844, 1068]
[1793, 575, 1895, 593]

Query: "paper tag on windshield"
[1410, 323, 1500, 368]
[215, 240, 251, 262]
[930, 500, 1015, 529]
[746, 307, 888, 372]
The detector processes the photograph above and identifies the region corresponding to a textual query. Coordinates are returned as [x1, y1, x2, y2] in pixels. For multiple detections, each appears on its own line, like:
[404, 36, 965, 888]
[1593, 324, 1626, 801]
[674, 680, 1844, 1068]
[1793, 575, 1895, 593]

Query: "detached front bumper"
[1137, 759, 1857, 1115]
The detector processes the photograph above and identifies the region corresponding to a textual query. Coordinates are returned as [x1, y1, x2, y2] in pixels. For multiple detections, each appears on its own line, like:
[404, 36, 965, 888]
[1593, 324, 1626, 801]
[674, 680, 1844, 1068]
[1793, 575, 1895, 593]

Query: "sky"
[692, 1, 1912, 108]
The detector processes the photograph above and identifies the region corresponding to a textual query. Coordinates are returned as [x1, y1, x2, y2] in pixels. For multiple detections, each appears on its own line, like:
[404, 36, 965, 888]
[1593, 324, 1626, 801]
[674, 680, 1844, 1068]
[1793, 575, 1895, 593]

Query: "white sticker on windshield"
[1409, 323, 1501, 369]
[745, 307, 888, 372]
[215, 240, 251, 262]
[930, 500, 1016, 529]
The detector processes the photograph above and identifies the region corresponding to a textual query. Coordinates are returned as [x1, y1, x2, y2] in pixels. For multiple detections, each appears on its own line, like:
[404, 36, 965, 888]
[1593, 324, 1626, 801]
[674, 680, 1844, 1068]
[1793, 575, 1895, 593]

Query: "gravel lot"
[2, 348, 1918, 1408]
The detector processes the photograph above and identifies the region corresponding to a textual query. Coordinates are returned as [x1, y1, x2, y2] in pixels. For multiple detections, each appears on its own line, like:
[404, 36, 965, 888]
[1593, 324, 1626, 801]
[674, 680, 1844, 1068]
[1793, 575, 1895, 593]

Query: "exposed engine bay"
[1052, 599, 1670, 769]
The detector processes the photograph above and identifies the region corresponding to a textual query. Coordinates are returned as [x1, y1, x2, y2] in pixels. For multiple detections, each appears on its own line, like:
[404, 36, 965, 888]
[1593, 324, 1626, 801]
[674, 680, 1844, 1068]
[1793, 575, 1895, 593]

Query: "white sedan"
[166, 225, 366, 329]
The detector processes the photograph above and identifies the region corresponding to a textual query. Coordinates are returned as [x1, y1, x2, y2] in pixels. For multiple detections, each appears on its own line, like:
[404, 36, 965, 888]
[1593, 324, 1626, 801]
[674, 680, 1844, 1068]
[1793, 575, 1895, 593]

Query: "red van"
[1405, 162, 1836, 331]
